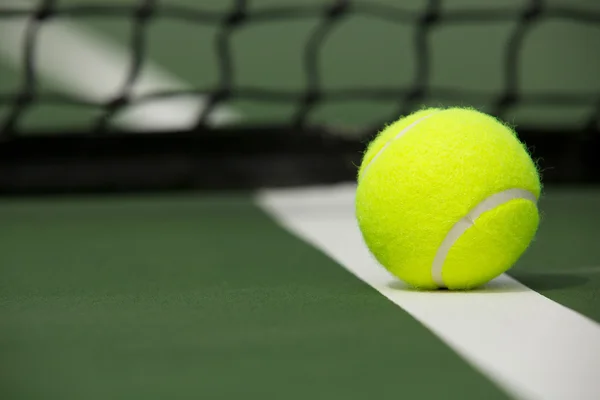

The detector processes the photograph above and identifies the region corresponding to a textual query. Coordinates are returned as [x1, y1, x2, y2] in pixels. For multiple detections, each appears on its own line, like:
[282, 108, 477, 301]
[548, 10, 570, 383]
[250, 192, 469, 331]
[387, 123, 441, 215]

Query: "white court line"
[0, 0, 238, 130]
[256, 183, 600, 400]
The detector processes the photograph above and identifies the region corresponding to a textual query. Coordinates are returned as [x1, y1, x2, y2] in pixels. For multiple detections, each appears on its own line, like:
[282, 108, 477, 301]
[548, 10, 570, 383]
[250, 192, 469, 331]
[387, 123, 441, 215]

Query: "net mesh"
[1, 0, 599, 138]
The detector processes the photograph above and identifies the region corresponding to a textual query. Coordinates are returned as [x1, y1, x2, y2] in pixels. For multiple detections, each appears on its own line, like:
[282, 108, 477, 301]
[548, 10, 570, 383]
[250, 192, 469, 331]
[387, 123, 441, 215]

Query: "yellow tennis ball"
[355, 107, 541, 290]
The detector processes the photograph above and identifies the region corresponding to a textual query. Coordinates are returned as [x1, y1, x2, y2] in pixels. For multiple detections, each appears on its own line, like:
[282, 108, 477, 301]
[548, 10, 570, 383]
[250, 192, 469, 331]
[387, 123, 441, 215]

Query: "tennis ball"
[355, 107, 541, 290]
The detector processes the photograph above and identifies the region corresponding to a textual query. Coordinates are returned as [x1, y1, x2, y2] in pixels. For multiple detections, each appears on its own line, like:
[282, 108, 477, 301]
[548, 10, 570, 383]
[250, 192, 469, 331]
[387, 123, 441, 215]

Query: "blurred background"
[1, 0, 599, 193]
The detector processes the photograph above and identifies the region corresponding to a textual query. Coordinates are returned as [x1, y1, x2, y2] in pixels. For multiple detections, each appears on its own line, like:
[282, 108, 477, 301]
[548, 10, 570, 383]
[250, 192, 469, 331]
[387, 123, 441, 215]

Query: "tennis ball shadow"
[386, 278, 528, 294]
[386, 271, 589, 293]
[509, 271, 589, 292]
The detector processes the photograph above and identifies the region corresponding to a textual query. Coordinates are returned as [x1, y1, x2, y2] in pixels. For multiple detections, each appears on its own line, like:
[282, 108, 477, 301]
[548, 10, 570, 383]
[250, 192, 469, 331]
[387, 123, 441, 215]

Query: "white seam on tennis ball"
[431, 188, 538, 288]
[361, 111, 441, 177]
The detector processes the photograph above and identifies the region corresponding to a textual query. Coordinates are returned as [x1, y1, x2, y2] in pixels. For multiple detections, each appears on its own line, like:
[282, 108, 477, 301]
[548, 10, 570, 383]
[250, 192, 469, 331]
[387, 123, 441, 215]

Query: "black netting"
[1, 0, 599, 138]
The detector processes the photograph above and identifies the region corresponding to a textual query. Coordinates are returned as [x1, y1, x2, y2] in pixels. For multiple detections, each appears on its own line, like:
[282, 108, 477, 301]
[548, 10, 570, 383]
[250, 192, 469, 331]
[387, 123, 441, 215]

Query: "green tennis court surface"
[1, 187, 599, 399]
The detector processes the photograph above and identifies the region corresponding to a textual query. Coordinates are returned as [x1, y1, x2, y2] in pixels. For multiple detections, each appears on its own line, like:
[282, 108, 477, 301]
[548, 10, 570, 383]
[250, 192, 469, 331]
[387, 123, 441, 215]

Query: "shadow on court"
[385, 270, 591, 294]
[510, 271, 591, 292]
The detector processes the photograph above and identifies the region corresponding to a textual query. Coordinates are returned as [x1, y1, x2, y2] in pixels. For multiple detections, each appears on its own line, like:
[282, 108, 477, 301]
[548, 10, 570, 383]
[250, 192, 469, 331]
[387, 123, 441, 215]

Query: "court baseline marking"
[256, 183, 600, 400]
